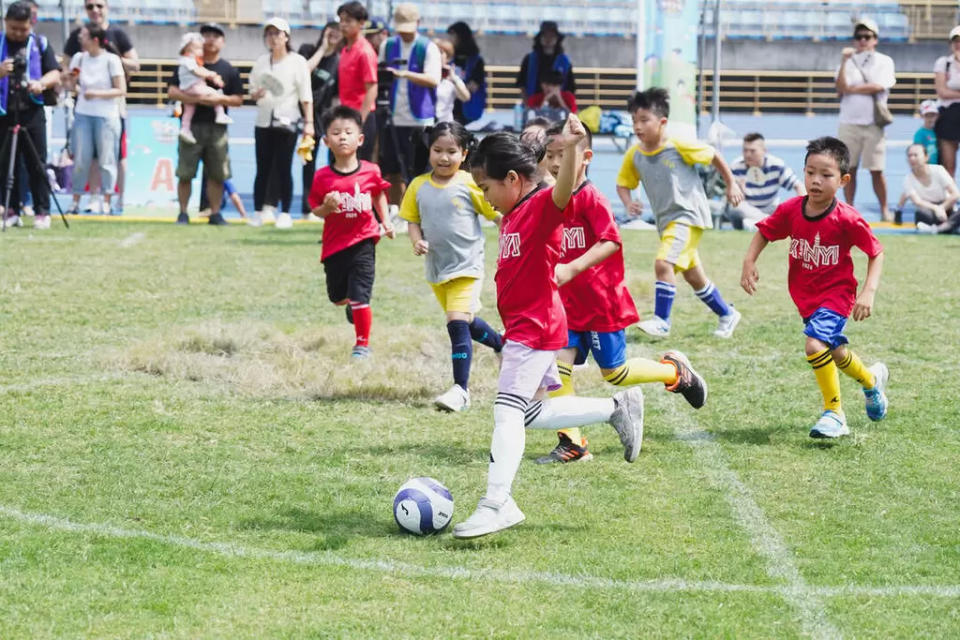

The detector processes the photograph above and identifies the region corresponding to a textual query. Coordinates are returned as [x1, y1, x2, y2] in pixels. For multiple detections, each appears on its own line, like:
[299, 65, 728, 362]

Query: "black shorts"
[379, 124, 429, 182]
[323, 238, 376, 304]
[935, 103, 960, 142]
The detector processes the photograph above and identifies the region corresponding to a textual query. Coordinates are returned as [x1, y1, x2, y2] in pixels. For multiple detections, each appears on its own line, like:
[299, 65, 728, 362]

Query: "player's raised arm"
[551, 114, 586, 210]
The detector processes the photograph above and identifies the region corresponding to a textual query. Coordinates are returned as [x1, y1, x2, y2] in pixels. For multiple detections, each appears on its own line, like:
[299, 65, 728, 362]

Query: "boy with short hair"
[914, 99, 939, 164]
[537, 122, 707, 463]
[309, 106, 395, 359]
[741, 136, 888, 438]
[616, 87, 745, 339]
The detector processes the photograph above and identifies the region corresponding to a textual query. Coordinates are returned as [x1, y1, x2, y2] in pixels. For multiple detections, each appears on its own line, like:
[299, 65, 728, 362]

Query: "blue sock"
[447, 320, 473, 391]
[695, 281, 731, 317]
[654, 281, 676, 323]
[469, 316, 503, 352]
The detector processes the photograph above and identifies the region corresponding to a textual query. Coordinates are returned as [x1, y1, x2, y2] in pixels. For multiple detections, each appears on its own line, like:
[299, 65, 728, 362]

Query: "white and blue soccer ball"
[393, 477, 454, 535]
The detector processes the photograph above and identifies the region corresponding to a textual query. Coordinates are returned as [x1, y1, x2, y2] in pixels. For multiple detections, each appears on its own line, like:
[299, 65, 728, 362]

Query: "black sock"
[447, 320, 473, 391]
[469, 316, 503, 352]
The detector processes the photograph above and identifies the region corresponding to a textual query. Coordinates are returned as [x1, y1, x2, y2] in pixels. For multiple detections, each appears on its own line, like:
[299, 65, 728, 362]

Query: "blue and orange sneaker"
[864, 362, 889, 421]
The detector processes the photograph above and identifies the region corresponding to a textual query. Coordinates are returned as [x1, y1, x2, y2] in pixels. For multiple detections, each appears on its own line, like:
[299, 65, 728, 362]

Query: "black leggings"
[254, 126, 297, 213]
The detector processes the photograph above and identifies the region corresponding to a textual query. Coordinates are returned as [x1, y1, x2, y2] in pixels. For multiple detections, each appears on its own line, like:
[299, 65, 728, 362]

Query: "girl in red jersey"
[452, 114, 645, 539]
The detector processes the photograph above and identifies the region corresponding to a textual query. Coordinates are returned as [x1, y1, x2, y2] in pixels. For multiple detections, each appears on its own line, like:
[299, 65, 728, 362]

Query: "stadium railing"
[127, 59, 937, 117]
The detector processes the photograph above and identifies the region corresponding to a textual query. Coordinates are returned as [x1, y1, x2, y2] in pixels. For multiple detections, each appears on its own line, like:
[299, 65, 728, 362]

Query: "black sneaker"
[345, 305, 353, 324]
[176, 212, 189, 225]
[535, 433, 593, 464]
[662, 350, 707, 409]
[208, 213, 228, 225]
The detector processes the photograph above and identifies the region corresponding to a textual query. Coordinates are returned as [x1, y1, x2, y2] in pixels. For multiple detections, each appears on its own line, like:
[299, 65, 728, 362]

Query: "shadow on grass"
[237, 507, 394, 549]
[362, 443, 482, 466]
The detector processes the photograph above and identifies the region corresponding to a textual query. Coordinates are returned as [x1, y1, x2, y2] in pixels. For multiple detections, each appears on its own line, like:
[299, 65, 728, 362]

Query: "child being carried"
[177, 32, 232, 144]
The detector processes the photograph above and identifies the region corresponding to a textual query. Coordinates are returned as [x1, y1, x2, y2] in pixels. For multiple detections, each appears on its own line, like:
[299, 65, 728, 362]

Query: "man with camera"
[0, 1, 59, 229]
[378, 3, 440, 205]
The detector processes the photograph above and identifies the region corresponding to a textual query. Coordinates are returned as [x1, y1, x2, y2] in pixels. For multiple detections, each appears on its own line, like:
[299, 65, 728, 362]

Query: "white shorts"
[497, 340, 562, 400]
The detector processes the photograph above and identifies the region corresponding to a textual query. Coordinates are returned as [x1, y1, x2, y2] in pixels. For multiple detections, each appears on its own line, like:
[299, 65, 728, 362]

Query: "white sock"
[524, 396, 615, 430]
[486, 394, 526, 504]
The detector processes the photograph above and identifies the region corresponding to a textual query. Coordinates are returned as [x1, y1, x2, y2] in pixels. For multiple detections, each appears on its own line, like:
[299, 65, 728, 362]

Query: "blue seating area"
[710, 1, 911, 42]
[39, 0, 196, 25]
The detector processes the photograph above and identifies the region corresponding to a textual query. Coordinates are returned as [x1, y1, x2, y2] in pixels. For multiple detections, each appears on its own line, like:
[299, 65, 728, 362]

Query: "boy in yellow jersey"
[616, 88, 744, 339]
[535, 122, 707, 464]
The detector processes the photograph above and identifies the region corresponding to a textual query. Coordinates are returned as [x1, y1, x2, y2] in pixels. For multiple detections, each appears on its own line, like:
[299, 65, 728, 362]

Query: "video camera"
[376, 58, 406, 109]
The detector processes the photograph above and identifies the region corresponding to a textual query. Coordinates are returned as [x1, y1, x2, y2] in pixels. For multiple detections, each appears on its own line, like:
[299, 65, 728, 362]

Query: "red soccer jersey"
[756, 196, 884, 319]
[495, 185, 568, 350]
[337, 37, 378, 110]
[308, 161, 390, 261]
[559, 181, 639, 332]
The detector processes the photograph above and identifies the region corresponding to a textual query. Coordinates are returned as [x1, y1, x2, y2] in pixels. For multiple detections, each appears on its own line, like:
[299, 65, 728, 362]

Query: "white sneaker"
[637, 316, 670, 338]
[260, 207, 276, 224]
[609, 387, 644, 462]
[33, 214, 50, 230]
[434, 384, 470, 412]
[3, 214, 22, 228]
[214, 113, 233, 125]
[178, 129, 197, 145]
[275, 212, 293, 229]
[714, 307, 742, 339]
[22, 204, 34, 217]
[85, 197, 104, 215]
[246, 212, 263, 227]
[452, 496, 525, 539]
[809, 410, 849, 439]
[916, 221, 938, 235]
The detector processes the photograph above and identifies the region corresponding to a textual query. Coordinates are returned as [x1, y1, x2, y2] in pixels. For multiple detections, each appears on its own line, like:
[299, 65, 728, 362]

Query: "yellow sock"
[807, 349, 842, 414]
[835, 350, 875, 389]
[550, 361, 583, 446]
[603, 358, 677, 386]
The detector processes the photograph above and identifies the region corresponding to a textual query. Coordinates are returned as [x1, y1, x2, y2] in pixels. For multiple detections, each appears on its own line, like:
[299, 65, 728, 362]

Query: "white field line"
[676, 427, 842, 640]
[1, 503, 958, 601]
[119, 232, 146, 248]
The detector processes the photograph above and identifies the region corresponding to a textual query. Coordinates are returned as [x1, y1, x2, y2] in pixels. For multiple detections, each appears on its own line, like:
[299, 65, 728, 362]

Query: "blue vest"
[386, 35, 436, 123]
[0, 33, 46, 115]
[524, 50, 572, 96]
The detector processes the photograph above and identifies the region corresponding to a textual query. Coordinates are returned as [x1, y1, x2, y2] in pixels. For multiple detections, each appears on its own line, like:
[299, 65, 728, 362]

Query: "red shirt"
[337, 37, 378, 110]
[756, 196, 884, 319]
[495, 186, 568, 350]
[308, 161, 390, 261]
[559, 182, 639, 332]
[526, 91, 578, 113]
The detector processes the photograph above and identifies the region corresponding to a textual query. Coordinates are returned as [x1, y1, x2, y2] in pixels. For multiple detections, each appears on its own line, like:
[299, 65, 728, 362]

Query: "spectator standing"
[914, 99, 939, 164]
[62, 0, 139, 214]
[0, 1, 59, 230]
[433, 39, 469, 124]
[836, 18, 895, 222]
[337, 1, 378, 162]
[933, 26, 960, 178]
[898, 143, 959, 230]
[725, 132, 805, 230]
[299, 20, 342, 217]
[516, 21, 575, 101]
[364, 17, 388, 53]
[65, 24, 125, 215]
[446, 21, 485, 124]
[166, 23, 243, 226]
[248, 17, 313, 230]
[379, 2, 441, 205]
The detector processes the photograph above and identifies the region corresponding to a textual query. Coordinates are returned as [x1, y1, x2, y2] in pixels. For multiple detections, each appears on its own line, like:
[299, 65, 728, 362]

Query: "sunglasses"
[85, 3, 105, 9]
[854, 33, 875, 41]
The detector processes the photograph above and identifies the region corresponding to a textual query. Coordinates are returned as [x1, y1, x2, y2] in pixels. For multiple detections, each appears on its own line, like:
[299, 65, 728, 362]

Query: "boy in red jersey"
[741, 136, 888, 438]
[535, 122, 708, 464]
[453, 115, 645, 539]
[309, 106, 395, 359]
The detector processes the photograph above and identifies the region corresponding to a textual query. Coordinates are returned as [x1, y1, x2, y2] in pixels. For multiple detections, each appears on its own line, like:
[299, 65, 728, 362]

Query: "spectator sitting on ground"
[914, 99, 940, 164]
[525, 69, 577, 114]
[725, 132, 805, 230]
[898, 142, 960, 232]
[516, 20, 575, 101]
[433, 38, 469, 123]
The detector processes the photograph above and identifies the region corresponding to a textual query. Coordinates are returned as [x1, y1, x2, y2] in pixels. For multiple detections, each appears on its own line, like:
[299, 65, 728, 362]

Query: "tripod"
[0, 97, 69, 231]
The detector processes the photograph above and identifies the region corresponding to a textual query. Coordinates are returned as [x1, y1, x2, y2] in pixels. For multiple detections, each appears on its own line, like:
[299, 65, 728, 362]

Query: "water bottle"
[513, 102, 525, 132]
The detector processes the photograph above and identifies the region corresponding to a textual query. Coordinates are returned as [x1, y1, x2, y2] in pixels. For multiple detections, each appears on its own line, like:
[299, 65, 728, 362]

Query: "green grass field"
[1, 220, 958, 639]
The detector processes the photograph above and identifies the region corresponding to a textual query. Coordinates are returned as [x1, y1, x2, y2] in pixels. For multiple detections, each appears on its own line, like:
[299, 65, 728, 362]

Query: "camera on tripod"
[7, 51, 32, 110]
[375, 58, 406, 109]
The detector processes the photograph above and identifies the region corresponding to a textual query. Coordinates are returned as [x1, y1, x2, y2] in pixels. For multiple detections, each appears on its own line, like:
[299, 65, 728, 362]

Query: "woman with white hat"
[248, 17, 313, 229]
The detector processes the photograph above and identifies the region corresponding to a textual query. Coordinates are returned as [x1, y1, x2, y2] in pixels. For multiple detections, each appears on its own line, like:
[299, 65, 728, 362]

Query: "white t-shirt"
[379, 37, 441, 127]
[69, 50, 123, 119]
[435, 77, 457, 123]
[178, 55, 204, 90]
[903, 164, 956, 203]
[934, 55, 960, 108]
[250, 52, 312, 129]
[837, 51, 896, 125]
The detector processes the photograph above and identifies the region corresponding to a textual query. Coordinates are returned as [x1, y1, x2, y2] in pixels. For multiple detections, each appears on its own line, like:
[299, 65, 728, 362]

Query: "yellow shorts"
[430, 276, 482, 314]
[656, 222, 702, 273]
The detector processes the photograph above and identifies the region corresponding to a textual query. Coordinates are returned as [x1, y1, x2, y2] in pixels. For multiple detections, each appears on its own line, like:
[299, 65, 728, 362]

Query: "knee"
[805, 336, 829, 356]
[601, 365, 628, 385]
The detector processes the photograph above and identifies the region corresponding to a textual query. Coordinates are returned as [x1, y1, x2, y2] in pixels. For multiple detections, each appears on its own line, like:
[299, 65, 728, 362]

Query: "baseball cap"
[264, 16, 291, 35]
[199, 22, 225, 37]
[949, 25, 960, 40]
[854, 18, 879, 38]
[920, 99, 938, 115]
[363, 17, 387, 35]
[392, 3, 419, 34]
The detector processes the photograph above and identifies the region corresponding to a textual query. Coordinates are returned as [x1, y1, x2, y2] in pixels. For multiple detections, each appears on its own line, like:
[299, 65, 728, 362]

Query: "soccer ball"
[393, 477, 454, 535]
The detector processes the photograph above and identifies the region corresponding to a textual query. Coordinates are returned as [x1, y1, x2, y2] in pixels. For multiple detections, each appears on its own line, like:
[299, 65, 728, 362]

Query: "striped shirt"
[730, 153, 800, 215]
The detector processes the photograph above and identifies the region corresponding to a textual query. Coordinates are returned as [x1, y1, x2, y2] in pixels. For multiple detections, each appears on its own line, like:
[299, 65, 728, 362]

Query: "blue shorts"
[803, 307, 849, 349]
[565, 329, 628, 370]
[223, 179, 237, 197]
